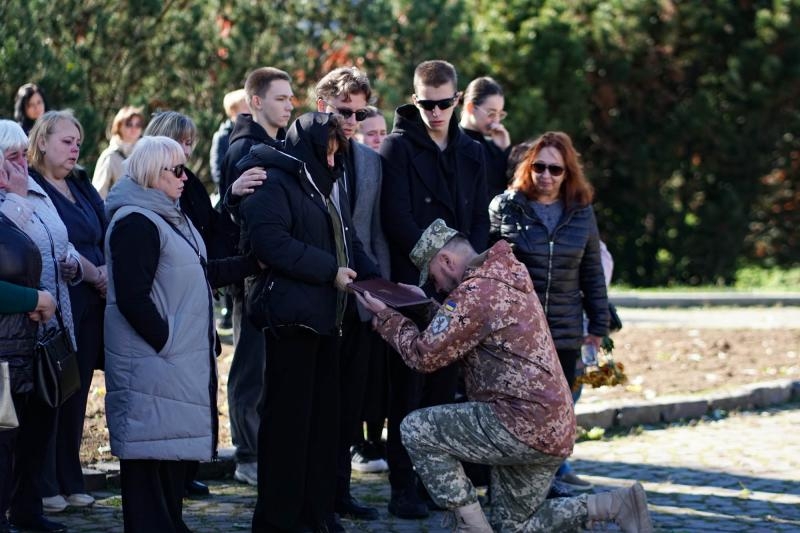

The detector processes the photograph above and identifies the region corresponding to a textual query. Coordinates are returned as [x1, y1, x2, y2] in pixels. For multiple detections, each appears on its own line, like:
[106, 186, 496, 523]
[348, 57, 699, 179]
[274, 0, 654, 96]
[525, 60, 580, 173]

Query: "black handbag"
[32, 212, 80, 408]
[34, 318, 80, 408]
[608, 301, 623, 333]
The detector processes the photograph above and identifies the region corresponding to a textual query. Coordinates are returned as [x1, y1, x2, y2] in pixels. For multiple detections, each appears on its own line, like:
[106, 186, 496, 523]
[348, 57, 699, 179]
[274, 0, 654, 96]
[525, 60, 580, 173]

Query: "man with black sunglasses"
[315, 67, 391, 528]
[379, 59, 489, 520]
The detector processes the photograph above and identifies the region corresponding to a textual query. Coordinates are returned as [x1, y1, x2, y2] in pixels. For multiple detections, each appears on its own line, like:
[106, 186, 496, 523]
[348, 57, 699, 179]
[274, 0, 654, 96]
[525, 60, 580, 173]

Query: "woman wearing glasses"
[459, 76, 512, 200]
[488, 130, 609, 399]
[104, 136, 251, 532]
[92, 106, 144, 199]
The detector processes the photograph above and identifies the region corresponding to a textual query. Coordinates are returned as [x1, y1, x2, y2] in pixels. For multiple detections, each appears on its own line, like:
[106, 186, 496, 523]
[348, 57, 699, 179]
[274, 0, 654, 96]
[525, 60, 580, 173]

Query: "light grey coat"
[0, 180, 79, 347]
[103, 177, 216, 461]
[349, 141, 391, 320]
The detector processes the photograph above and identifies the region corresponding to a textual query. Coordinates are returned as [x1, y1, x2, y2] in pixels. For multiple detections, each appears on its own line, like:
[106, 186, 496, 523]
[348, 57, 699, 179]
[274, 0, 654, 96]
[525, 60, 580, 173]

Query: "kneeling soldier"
[356, 219, 653, 532]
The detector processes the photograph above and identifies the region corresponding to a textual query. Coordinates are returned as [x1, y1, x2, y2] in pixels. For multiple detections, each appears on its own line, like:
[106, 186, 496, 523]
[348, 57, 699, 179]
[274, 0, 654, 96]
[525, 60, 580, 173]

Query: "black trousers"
[253, 329, 340, 532]
[228, 293, 266, 464]
[42, 284, 104, 497]
[556, 348, 580, 389]
[120, 459, 189, 533]
[334, 308, 385, 501]
[386, 349, 459, 491]
[2, 391, 56, 522]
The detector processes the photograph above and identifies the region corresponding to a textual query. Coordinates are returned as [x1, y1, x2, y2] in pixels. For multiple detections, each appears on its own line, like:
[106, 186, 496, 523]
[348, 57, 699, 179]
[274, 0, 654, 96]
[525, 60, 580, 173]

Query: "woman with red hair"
[489, 131, 609, 490]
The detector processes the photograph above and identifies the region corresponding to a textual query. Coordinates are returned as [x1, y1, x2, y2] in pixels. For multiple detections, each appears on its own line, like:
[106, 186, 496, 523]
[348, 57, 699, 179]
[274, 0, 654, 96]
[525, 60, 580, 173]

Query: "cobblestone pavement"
[48, 405, 800, 532]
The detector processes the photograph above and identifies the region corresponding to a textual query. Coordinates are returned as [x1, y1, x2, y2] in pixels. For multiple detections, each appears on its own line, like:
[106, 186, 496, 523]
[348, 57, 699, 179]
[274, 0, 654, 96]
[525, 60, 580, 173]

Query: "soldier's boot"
[587, 482, 653, 533]
[451, 501, 492, 532]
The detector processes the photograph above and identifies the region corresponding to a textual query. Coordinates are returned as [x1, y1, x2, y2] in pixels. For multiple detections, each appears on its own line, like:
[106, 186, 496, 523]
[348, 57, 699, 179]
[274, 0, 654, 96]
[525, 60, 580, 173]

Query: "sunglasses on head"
[163, 164, 185, 178]
[532, 161, 565, 176]
[323, 101, 369, 122]
[415, 94, 459, 111]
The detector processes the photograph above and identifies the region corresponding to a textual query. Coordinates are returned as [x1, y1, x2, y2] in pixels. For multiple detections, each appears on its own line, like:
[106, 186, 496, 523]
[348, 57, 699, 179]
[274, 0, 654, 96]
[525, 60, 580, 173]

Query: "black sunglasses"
[415, 94, 459, 111]
[532, 161, 565, 177]
[323, 100, 369, 122]
[164, 164, 186, 178]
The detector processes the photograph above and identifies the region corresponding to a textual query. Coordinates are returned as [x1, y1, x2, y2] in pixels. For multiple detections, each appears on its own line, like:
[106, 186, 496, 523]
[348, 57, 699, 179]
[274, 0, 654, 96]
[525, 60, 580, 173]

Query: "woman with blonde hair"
[27, 110, 109, 515]
[91, 106, 144, 198]
[104, 134, 256, 531]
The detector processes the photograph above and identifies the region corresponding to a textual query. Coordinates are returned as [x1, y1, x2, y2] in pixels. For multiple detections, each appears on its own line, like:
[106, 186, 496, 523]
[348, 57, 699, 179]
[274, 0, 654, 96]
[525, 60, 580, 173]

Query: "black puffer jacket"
[489, 191, 609, 350]
[239, 112, 379, 335]
[0, 213, 42, 392]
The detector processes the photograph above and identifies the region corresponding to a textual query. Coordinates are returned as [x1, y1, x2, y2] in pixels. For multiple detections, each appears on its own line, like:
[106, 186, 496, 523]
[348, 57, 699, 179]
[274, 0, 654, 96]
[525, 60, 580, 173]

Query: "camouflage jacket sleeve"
[375, 279, 505, 373]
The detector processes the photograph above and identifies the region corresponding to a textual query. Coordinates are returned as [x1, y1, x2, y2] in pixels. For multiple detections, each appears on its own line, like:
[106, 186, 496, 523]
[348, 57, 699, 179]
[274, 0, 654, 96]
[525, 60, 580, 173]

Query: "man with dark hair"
[356, 219, 653, 533]
[315, 66, 391, 524]
[379, 59, 490, 519]
[220, 66, 294, 488]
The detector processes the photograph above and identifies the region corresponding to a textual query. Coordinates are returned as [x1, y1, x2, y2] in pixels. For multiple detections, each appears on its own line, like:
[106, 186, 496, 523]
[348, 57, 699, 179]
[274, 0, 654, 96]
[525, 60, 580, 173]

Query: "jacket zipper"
[544, 240, 554, 314]
[514, 198, 575, 316]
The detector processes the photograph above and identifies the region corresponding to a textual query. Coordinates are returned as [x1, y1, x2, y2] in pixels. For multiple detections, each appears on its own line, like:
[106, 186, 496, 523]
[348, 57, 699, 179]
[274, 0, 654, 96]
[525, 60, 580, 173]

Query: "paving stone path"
[49, 405, 800, 532]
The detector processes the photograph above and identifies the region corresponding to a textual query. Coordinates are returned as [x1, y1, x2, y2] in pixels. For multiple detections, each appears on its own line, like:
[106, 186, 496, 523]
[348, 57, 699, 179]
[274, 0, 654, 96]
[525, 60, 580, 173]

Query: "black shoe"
[9, 515, 67, 533]
[388, 489, 429, 519]
[184, 479, 211, 498]
[335, 495, 379, 521]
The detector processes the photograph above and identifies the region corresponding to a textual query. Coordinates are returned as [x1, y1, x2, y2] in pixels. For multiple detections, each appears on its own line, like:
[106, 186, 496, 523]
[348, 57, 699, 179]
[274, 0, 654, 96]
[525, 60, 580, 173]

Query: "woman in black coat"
[239, 112, 378, 532]
[489, 131, 609, 386]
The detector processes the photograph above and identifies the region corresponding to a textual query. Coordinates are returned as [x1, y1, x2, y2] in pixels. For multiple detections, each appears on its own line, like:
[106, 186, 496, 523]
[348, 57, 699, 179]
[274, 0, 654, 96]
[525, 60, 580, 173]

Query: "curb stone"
[609, 291, 800, 308]
[575, 378, 799, 429]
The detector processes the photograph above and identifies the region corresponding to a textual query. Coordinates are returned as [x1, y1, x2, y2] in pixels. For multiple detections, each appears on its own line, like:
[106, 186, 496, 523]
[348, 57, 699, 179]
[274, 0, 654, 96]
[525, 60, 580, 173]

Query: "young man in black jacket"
[379, 59, 490, 519]
[219, 67, 294, 488]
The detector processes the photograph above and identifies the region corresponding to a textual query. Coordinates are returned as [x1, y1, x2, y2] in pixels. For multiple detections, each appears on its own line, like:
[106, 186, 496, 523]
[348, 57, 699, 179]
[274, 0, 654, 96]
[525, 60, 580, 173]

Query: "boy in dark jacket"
[219, 67, 294, 488]
[379, 59, 490, 519]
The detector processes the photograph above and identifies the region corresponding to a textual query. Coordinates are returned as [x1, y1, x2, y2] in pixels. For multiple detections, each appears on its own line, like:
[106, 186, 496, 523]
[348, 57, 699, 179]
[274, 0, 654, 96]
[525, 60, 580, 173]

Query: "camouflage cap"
[410, 218, 461, 286]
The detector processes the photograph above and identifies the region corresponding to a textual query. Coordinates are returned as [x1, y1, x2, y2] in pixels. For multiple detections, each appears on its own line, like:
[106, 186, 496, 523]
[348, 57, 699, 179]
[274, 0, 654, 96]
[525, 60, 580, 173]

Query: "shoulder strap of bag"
[31, 211, 70, 338]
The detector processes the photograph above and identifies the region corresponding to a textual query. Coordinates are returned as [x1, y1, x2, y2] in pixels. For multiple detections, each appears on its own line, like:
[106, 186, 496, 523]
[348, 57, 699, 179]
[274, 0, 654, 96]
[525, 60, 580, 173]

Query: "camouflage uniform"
[402, 402, 587, 532]
[373, 222, 587, 531]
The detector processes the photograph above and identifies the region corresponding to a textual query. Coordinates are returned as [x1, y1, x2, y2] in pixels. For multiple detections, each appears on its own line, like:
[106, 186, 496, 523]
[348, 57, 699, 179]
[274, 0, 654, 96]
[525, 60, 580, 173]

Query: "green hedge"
[1, 0, 797, 285]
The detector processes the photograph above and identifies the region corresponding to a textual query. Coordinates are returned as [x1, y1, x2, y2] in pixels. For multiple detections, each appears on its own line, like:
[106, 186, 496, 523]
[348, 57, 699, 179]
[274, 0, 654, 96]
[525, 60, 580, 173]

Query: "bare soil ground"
[80, 326, 800, 466]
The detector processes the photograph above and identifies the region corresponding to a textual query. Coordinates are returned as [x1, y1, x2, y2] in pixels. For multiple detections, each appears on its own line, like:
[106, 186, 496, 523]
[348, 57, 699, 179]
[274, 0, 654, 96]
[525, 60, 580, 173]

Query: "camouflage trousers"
[401, 402, 588, 532]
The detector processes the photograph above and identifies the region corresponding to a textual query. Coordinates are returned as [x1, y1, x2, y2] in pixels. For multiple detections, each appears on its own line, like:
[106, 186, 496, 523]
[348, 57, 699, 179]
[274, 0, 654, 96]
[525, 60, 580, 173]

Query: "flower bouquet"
[573, 336, 628, 390]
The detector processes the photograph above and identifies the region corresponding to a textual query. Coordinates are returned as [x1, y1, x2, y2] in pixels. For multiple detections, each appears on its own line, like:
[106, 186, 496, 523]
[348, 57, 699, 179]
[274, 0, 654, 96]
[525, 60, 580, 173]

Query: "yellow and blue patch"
[443, 300, 457, 312]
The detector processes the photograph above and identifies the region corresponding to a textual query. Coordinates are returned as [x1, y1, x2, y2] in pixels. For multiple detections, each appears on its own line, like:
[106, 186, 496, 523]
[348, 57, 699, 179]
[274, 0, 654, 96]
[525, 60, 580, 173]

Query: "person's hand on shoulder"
[231, 166, 267, 196]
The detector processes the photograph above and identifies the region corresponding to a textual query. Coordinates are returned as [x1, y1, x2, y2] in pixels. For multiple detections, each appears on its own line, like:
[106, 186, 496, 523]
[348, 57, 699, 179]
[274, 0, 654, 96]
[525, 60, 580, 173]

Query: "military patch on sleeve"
[443, 300, 457, 312]
[430, 314, 451, 335]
